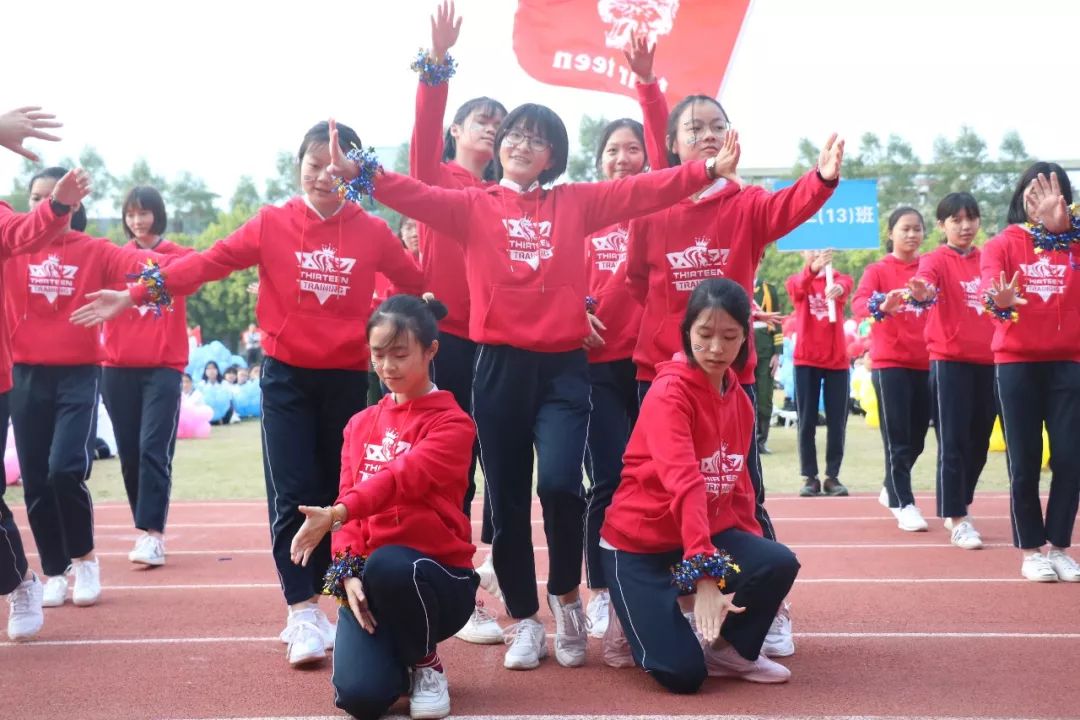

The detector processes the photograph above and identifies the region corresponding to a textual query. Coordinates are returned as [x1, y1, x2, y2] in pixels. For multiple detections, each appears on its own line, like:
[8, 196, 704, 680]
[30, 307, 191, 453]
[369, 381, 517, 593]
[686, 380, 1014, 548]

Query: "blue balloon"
[233, 382, 262, 418]
[198, 382, 233, 423]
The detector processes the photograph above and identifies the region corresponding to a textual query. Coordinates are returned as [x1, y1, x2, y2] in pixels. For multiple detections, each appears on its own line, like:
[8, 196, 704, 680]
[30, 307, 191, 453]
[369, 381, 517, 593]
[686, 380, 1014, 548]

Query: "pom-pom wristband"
[901, 287, 937, 312]
[322, 549, 367, 605]
[585, 295, 598, 314]
[670, 550, 741, 595]
[983, 293, 1020, 323]
[127, 259, 173, 316]
[410, 49, 457, 86]
[1025, 205, 1080, 253]
[334, 147, 383, 203]
[866, 291, 889, 322]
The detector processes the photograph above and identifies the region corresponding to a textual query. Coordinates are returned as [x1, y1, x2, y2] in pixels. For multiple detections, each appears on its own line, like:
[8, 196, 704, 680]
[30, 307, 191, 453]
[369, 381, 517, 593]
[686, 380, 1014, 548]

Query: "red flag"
[513, 0, 751, 107]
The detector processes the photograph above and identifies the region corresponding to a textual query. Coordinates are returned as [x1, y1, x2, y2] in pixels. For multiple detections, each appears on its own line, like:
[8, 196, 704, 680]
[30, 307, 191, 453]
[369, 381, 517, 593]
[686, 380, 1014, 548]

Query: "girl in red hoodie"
[600, 278, 799, 694]
[71, 121, 425, 668]
[852, 207, 932, 533]
[101, 186, 193, 568]
[7, 167, 151, 612]
[411, 5, 508, 646]
[785, 248, 854, 498]
[981, 164, 1080, 583]
[907, 193, 995, 550]
[289, 294, 477, 720]
[329, 96, 737, 671]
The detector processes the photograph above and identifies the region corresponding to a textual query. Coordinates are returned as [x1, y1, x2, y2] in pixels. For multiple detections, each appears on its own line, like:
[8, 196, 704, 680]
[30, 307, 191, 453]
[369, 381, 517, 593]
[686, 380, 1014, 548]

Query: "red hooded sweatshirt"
[372, 160, 713, 353]
[332, 388, 476, 569]
[585, 81, 671, 365]
[409, 81, 490, 340]
[103, 240, 193, 372]
[601, 356, 762, 560]
[852, 255, 930, 370]
[915, 245, 993, 365]
[132, 198, 424, 371]
[785, 264, 853, 370]
[980, 224, 1080, 363]
[0, 201, 73, 392]
[627, 170, 837, 385]
[5, 231, 146, 367]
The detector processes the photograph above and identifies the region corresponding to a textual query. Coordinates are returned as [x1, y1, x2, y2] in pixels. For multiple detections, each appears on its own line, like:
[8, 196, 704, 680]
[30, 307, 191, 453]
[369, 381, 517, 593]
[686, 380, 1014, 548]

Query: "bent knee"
[333, 678, 397, 720]
[651, 663, 706, 694]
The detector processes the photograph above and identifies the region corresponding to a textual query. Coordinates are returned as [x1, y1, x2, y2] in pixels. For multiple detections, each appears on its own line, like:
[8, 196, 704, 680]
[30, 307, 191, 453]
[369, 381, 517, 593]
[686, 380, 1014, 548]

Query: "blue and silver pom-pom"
[410, 49, 457, 86]
[671, 550, 741, 595]
[1026, 205, 1080, 253]
[333, 146, 383, 203]
[322, 549, 367, 605]
[585, 295, 598, 314]
[983, 293, 1020, 323]
[901, 287, 937, 312]
[126, 258, 173, 316]
[866, 291, 889, 322]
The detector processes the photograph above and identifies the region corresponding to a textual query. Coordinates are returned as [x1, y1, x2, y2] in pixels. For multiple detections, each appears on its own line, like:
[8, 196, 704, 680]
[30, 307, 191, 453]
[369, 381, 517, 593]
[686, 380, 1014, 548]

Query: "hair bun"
[422, 295, 449, 322]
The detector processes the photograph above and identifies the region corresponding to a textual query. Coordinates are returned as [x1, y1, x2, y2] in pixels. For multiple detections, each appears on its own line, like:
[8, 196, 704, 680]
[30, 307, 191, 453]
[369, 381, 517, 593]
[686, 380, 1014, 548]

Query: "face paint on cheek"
[692, 343, 706, 352]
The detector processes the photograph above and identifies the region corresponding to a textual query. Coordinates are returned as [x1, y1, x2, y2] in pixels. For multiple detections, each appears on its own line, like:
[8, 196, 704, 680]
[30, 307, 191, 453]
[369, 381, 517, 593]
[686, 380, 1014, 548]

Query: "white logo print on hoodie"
[28, 254, 78, 304]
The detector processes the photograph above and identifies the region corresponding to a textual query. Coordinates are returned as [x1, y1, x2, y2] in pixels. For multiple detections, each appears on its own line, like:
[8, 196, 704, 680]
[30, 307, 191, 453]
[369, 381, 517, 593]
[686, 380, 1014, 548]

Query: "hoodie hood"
[654, 353, 741, 397]
[374, 387, 460, 414]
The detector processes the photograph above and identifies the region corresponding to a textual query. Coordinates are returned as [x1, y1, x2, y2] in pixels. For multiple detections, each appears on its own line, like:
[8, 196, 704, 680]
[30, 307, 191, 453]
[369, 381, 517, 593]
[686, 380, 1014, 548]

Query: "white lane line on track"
[162, 716, 1063, 720]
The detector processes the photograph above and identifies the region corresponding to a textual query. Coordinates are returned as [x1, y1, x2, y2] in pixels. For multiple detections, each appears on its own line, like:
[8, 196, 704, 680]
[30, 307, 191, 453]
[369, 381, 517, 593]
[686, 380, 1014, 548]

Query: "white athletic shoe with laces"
[475, 554, 502, 600]
[1021, 552, 1058, 582]
[896, 504, 928, 532]
[502, 617, 548, 670]
[878, 487, 900, 519]
[1047, 549, 1080, 582]
[279, 604, 335, 648]
[703, 643, 791, 683]
[72, 558, 101, 606]
[128, 534, 166, 566]
[455, 601, 502, 644]
[547, 593, 588, 668]
[586, 589, 610, 638]
[281, 607, 328, 666]
[41, 573, 69, 608]
[761, 603, 795, 657]
[7, 572, 44, 641]
[949, 521, 983, 550]
[409, 666, 451, 719]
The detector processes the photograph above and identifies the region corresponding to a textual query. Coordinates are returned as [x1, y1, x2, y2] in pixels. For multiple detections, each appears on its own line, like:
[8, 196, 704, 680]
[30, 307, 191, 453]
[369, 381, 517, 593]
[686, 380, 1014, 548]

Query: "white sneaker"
[281, 607, 328, 666]
[502, 618, 547, 670]
[586, 589, 610, 638]
[455, 601, 502, 644]
[1022, 552, 1059, 582]
[896, 504, 928, 532]
[7, 572, 44, 641]
[72, 559, 101, 607]
[1047, 550, 1080, 582]
[602, 610, 634, 668]
[950, 521, 983, 550]
[547, 593, 587, 668]
[878, 487, 900, 519]
[41, 573, 69, 608]
[703, 643, 791, 683]
[128, 534, 165, 567]
[476, 554, 502, 600]
[409, 666, 450, 719]
[278, 604, 335, 649]
[761, 603, 795, 657]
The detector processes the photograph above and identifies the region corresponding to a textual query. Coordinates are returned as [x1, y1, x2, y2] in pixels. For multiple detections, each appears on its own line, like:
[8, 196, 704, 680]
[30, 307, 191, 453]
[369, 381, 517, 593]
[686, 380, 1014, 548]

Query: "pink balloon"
[4, 447, 20, 485]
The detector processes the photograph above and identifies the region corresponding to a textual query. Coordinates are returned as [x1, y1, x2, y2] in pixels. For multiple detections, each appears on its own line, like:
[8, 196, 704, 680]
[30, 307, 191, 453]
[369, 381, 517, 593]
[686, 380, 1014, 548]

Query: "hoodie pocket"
[480, 284, 583, 347]
[275, 310, 367, 367]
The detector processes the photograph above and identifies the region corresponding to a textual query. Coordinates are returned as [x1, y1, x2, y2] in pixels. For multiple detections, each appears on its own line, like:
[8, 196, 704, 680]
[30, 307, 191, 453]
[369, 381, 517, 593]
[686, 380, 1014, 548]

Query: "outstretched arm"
[0, 169, 91, 258]
[410, 1, 462, 183]
[625, 34, 670, 171]
[0, 106, 62, 161]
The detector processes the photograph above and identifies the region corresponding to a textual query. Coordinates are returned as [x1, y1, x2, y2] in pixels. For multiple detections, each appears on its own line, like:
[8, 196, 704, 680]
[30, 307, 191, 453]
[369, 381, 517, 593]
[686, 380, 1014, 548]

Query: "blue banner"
[775, 178, 880, 251]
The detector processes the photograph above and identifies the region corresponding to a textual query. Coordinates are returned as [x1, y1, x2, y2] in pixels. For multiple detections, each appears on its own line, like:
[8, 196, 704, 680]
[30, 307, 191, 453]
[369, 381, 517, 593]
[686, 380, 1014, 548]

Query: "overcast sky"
[3, 0, 1077, 207]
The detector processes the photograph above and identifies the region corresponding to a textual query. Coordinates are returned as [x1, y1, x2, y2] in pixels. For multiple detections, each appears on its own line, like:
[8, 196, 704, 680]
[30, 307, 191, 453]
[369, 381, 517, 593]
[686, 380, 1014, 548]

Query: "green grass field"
[4, 412, 1016, 504]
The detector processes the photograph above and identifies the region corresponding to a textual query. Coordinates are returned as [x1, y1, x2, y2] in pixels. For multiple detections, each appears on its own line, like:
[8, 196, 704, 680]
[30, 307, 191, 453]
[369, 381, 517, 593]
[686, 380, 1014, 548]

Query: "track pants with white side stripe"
[0, 392, 30, 594]
[873, 367, 931, 508]
[930, 360, 996, 519]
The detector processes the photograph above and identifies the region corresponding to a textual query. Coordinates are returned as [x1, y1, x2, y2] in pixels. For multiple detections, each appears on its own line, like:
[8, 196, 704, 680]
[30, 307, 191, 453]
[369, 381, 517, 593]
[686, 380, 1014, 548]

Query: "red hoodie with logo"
[915, 245, 994, 365]
[332, 388, 476, 569]
[103, 240, 193, 372]
[132, 198, 424, 371]
[0, 201, 73, 392]
[980, 224, 1080, 363]
[601, 357, 761, 560]
[852, 254, 930, 370]
[786, 264, 853, 370]
[372, 160, 713, 353]
[5, 231, 147, 368]
[627, 170, 837, 385]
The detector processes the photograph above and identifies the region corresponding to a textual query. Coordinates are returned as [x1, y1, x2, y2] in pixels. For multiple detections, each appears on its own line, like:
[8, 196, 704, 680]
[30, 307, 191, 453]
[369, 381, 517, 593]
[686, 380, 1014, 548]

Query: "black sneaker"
[799, 477, 821, 497]
[758, 443, 772, 456]
[823, 477, 849, 496]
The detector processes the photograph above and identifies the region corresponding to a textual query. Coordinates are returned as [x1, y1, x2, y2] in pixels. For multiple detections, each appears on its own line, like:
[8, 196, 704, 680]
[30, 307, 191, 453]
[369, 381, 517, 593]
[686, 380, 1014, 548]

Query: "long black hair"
[593, 118, 647, 175]
[665, 95, 730, 168]
[442, 97, 507, 181]
[29, 167, 87, 232]
[1006, 161, 1073, 225]
[367, 295, 449, 350]
[681, 278, 751, 371]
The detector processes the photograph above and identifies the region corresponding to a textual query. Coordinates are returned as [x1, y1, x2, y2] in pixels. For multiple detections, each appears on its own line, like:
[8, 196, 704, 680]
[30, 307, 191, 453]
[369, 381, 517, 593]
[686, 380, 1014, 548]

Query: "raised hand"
[622, 31, 656, 83]
[326, 118, 359, 180]
[1026, 172, 1071, 233]
[988, 271, 1028, 308]
[817, 133, 845, 182]
[810, 249, 833, 272]
[0, 106, 62, 161]
[69, 289, 135, 327]
[290, 505, 332, 567]
[51, 168, 92, 207]
[711, 129, 744, 188]
[430, 0, 462, 60]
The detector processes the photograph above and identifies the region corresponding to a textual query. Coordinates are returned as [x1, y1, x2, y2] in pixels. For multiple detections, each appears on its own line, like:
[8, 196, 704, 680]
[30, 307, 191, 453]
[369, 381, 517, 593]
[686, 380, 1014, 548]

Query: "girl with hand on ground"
[290, 295, 477, 720]
[600, 278, 799, 694]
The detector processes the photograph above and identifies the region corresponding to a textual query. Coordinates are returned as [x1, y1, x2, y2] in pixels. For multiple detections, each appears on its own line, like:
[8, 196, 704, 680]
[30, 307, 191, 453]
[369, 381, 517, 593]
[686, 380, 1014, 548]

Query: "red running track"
[2, 494, 1078, 720]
